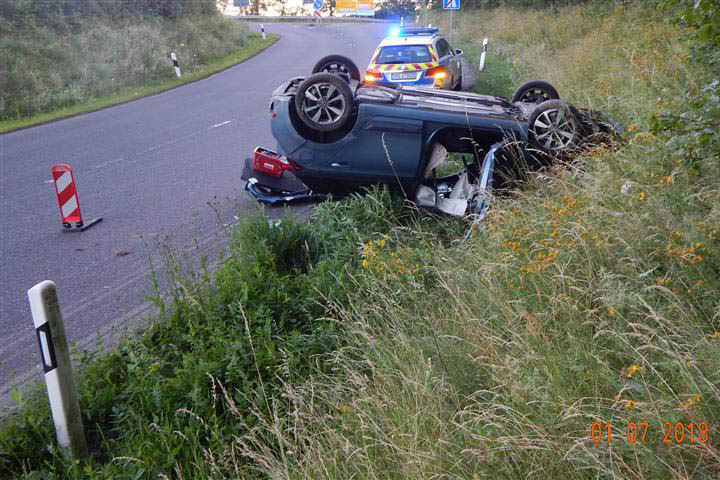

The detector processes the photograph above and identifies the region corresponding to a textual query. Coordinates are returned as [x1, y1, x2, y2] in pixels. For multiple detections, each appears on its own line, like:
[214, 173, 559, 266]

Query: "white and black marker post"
[479, 37, 488, 71]
[260, 24, 266, 40]
[170, 52, 181, 78]
[28, 281, 88, 460]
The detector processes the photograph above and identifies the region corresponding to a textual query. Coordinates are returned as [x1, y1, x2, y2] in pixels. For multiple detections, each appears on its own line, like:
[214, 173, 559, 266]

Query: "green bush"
[0, 8, 249, 121]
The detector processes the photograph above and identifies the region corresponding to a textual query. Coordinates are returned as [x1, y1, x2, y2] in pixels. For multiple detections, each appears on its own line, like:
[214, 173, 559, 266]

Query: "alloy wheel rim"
[521, 88, 551, 104]
[302, 83, 346, 125]
[320, 62, 350, 76]
[532, 108, 576, 151]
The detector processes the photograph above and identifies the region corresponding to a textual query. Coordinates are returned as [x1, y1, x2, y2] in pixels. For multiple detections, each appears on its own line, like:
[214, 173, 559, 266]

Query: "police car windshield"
[376, 45, 432, 64]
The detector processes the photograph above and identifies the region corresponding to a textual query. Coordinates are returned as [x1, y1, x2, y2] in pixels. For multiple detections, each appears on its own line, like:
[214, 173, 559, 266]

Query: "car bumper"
[240, 157, 325, 204]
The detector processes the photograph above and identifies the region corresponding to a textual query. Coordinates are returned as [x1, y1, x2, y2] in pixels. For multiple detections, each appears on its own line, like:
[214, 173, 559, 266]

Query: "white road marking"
[92, 120, 236, 170]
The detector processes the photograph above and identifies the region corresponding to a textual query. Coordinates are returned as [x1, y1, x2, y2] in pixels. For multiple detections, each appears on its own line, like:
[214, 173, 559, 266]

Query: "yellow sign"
[336, 0, 356, 12]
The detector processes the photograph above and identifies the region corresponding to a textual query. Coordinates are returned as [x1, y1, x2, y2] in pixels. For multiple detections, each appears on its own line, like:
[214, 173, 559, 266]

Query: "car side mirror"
[454, 48, 463, 55]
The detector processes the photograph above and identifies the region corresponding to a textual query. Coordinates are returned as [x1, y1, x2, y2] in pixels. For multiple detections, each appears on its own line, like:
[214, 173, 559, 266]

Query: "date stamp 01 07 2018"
[591, 421, 712, 445]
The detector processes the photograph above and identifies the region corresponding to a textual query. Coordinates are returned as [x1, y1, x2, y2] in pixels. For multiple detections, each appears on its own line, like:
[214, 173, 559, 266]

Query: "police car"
[364, 27, 463, 90]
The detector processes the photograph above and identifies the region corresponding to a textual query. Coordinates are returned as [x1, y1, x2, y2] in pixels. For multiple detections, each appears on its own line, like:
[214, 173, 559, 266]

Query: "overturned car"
[242, 55, 621, 216]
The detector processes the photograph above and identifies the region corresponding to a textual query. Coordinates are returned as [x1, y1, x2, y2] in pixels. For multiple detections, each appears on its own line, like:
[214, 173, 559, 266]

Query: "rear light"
[252, 147, 303, 177]
[365, 70, 382, 82]
[426, 66, 447, 80]
[282, 156, 304, 173]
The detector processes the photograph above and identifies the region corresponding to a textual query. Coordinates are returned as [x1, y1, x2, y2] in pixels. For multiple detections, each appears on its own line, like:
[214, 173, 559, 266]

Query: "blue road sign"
[443, 0, 460, 9]
[313, 0, 324, 9]
[233, 0, 250, 6]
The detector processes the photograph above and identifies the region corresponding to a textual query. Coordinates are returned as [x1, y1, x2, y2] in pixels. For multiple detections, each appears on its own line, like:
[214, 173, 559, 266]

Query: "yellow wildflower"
[607, 307, 616, 317]
[709, 332, 720, 339]
[627, 124, 637, 132]
[623, 363, 643, 379]
[638, 191, 646, 201]
[624, 400, 635, 410]
[680, 396, 701, 409]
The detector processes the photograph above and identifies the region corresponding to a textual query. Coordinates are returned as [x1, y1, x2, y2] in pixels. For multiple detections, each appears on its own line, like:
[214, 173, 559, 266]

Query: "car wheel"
[311, 55, 361, 82]
[453, 66, 462, 91]
[528, 100, 583, 155]
[295, 73, 354, 133]
[512, 80, 560, 104]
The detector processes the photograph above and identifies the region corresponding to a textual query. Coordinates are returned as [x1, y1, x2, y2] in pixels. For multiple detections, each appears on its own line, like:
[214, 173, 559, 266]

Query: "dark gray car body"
[266, 77, 536, 195]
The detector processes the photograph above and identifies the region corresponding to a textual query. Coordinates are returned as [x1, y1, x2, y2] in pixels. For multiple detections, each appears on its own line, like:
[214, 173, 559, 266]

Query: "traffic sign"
[313, 0, 324, 9]
[443, 0, 459, 9]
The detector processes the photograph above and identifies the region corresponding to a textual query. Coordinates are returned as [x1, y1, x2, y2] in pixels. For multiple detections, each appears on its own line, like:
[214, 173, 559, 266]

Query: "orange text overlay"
[590, 421, 712, 445]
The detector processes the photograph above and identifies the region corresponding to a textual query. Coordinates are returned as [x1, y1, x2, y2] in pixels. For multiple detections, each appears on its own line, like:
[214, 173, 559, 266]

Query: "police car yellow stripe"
[367, 62, 440, 74]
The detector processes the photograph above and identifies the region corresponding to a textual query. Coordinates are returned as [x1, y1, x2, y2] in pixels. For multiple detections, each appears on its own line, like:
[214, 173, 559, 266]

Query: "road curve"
[0, 21, 389, 405]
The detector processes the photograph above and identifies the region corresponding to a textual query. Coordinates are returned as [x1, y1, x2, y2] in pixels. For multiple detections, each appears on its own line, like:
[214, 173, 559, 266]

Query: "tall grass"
[0, 15, 249, 120]
[231, 3, 720, 478]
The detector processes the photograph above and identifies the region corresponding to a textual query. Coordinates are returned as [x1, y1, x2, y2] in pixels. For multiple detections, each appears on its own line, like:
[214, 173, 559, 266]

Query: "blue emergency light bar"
[396, 27, 439, 36]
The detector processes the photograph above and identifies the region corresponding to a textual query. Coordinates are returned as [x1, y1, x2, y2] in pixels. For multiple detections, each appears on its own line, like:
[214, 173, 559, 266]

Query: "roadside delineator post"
[51, 164, 102, 232]
[260, 23, 266, 39]
[28, 280, 88, 460]
[479, 37, 488, 72]
[170, 52, 181, 78]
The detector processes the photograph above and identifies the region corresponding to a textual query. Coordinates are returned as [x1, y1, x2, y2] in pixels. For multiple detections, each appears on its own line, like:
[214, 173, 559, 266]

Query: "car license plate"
[391, 71, 418, 81]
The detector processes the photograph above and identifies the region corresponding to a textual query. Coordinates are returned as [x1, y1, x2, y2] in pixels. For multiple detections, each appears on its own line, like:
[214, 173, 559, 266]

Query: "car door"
[323, 106, 424, 191]
[434, 38, 457, 89]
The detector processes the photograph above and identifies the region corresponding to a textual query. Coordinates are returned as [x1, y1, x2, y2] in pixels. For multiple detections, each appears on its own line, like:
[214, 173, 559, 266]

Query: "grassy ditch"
[0, 192, 467, 478]
[2, 1, 719, 479]
[0, 15, 277, 133]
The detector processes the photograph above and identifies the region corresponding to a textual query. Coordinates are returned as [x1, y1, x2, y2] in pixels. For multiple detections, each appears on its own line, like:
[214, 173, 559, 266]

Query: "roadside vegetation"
[0, 0, 274, 132]
[2, 1, 719, 478]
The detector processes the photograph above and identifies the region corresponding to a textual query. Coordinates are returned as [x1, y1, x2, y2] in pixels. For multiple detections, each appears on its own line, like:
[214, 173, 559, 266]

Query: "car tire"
[295, 73, 354, 133]
[311, 55, 361, 82]
[528, 100, 583, 155]
[512, 80, 560, 104]
[453, 66, 462, 91]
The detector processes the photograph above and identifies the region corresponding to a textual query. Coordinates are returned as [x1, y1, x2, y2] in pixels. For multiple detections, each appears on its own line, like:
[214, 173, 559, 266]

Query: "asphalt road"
[0, 21, 389, 406]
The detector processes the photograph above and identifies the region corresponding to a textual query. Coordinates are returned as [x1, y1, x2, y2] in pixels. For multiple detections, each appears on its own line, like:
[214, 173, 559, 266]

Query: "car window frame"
[435, 38, 452, 58]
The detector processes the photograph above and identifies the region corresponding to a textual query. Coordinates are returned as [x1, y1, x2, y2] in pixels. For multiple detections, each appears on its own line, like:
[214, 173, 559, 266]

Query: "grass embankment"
[2, 2, 719, 479]
[0, 15, 277, 133]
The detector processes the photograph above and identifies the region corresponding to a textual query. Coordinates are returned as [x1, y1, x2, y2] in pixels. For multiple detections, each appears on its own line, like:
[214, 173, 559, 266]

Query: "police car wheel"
[295, 73, 354, 132]
[311, 55, 361, 82]
[512, 80, 560, 104]
[453, 69, 462, 90]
